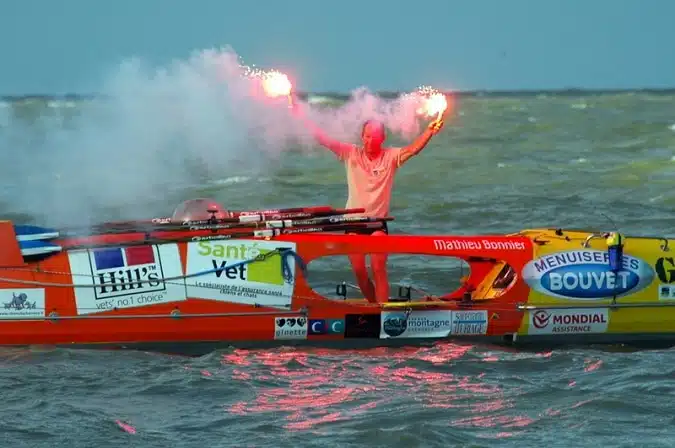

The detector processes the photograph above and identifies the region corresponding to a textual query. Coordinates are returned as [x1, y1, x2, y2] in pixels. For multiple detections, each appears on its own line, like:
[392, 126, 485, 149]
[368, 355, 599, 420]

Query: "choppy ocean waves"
[4, 343, 675, 447]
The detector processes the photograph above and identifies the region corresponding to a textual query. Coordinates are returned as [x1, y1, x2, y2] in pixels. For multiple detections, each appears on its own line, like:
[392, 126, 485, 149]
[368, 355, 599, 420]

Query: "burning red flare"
[261, 71, 293, 98]
[410, 85, 453, 120]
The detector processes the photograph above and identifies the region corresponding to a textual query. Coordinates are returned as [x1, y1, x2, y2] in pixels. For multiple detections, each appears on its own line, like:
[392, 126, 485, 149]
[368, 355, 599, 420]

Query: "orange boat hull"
[0, 220, 535, 354]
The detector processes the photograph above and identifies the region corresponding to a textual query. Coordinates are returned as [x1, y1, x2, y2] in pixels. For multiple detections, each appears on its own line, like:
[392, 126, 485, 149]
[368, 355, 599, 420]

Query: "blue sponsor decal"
[382, 312, 408, 337]
[309, 319, 344, 335]
[309, 319, 326, 335]
[522, 249, 654, 300]
[327, 319, 344, 334]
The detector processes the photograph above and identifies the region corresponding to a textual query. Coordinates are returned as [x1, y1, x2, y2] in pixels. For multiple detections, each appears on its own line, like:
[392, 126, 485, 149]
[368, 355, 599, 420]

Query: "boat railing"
[581, 232, 670, 252]
[581, 233, 606, 248]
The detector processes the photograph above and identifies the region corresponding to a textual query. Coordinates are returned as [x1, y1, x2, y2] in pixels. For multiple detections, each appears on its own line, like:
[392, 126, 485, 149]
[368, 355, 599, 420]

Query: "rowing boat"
[0, 199, 673, 354]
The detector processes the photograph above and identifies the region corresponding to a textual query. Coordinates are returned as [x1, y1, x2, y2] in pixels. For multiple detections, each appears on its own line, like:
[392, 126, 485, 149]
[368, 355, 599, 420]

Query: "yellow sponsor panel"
[514, 229, 675, 335]
[246, 248, 285, 285]
[607, 308, 675, 333]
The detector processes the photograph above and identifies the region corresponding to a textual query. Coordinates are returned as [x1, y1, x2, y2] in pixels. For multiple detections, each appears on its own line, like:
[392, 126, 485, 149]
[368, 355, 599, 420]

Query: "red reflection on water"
[285, 412, 344, 430]
[220, 349, 253, 366]
[413, 342, 472, 364]
[115, 420, 137, 434]
[232, 368, 252, 381]
[221, 342, 536, 433]
[584, 359, 603, 372]
[231, 384, 377, 414]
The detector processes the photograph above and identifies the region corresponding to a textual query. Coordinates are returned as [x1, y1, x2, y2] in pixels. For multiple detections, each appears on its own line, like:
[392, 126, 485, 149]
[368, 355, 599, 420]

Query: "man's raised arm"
[291, 97, 353, 159]
[397, 119, 445, 166]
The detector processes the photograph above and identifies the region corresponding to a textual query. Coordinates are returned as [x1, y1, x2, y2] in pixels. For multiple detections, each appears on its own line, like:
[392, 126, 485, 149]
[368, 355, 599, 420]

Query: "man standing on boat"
[291, 99, 447, 303]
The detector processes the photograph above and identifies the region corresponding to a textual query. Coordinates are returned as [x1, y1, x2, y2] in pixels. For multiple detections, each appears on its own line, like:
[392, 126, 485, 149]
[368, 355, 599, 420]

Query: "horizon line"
[3, 86, 675, 100]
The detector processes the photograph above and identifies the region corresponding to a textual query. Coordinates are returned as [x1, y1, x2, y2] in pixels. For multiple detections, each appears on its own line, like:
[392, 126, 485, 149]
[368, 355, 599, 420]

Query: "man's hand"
[428, 118, 445, 134]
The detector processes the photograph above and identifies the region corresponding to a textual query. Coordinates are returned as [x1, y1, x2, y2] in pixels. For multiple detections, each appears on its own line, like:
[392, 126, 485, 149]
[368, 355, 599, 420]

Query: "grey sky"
[2, 0, 674, 94]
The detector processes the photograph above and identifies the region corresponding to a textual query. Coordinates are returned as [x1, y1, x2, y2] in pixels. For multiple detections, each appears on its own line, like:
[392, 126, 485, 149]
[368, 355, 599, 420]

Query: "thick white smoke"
[0, 46, 430, 227]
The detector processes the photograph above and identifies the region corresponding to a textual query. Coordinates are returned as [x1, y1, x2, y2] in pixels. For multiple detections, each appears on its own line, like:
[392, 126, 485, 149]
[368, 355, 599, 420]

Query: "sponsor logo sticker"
[380, 310, 490, 339]
[451, 310, 488, 335]
[308, 319, 344, 335]
[67, 244, 186, 315]
[185, 240, 297, 309]
[655, 257, 675, 284]
[528, 308, 609, 335]
[659, 284, 675, 300]
[0, 289, 45, 319]
[522, 249, 654, 300]
[344, 314, 380, 339]
[274, 317, 307, 340]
